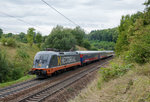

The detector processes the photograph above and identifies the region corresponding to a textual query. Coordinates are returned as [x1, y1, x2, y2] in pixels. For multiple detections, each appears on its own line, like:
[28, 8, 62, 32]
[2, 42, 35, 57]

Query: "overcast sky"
[0, 0, 145, 35]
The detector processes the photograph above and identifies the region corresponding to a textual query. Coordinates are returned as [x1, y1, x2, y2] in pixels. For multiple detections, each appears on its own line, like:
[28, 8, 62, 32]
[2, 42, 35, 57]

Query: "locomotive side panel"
[49, 54, 80, 68]
[45, 54, 81, 76]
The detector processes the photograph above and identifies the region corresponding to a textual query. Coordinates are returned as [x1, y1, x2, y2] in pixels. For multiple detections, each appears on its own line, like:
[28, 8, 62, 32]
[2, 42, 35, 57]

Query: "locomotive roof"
[36, 51, 114, 56]
[36, 51, 59, 55]
[36, 51, 78, 56]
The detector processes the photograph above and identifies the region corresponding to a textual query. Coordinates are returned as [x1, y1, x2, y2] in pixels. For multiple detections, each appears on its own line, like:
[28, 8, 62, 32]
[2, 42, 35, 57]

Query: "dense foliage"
[0, 28, 3, 38]
[43, 25, 93, 51]
[91, 41, 115, 50]
[0, 50, 12, 82]
[115, 0, 150, 64]
[1, 37, 17, 47]
[0, 44, 39, 83]
[88, 27, 118, 42]
[100, 63, 132, 82]
[44, 26, 77, 51]
[88, 28, 118, 50]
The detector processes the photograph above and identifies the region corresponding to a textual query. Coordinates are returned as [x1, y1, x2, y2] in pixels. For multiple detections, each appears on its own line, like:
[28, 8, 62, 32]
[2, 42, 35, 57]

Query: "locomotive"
[29, 51, 114, 77]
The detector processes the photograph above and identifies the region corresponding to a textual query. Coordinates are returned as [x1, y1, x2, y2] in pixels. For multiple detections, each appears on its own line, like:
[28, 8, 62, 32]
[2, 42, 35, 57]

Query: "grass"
[0, 75, 36, 88]
[76, 45, 87, 51]
[69, 58, 150, 102]
[0, 43, 39, 86]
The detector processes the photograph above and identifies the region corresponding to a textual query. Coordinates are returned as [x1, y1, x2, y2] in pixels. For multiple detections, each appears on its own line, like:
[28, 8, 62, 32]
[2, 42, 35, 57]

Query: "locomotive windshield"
[35, 54, 48, 62]
[33, 54, 50, 68]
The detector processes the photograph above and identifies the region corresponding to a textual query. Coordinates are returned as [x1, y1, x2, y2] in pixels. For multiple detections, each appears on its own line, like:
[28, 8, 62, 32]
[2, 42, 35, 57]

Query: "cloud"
[0, 0, 145, 35]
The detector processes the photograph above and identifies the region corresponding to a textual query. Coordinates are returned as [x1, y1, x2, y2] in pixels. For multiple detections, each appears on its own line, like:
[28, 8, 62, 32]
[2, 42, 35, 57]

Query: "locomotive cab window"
[35, 54, 49, 62]
[33, 54, 49, 68]
[49, 55, 58, 68]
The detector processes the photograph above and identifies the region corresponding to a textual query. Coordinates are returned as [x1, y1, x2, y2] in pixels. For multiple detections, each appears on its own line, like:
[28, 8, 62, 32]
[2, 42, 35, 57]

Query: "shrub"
[1, 37, 17, 47]
[126, 43, 150, 64]
[0, 50, 12, 83]
[17, 49, 30, 59]
[1, 37, 7, 45]
[14, 48, 31, 74]
[7, 38, 17, 47]
[82, 39, 91, 50]
[12, 68, 24, 80]
[99, 63, 133, 82]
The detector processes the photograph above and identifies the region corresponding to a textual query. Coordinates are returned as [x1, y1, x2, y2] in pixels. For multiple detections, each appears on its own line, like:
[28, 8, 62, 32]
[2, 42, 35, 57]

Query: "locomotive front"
[29, 51, 56, 77]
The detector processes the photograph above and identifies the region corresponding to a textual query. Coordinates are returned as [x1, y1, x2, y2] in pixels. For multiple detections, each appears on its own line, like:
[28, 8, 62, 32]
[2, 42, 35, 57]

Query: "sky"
[0, 0, 145, 35]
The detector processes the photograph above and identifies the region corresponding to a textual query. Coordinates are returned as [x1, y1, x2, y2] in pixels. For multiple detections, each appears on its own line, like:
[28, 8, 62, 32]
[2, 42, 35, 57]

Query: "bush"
[14, 48, 31, 74]
[99, 63, 133, 82]
[82, 39, 91, 50]
[1, 37, 7, 45]
[90, 46, 98, 50]
[125, 43, 150, 64]
[0, 49, 26, 83]
[17, 49, 30, 59]
[0, 50, 12, 83]
[12, 68, 24, 80]
[7, 38, 17, 47]
[1, 37, 17, 47]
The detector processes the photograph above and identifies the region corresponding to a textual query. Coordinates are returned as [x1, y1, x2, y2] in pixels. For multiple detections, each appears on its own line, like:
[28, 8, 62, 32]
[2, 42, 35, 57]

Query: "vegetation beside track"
[0, 75, 35, 88]
[0, 24, 117, 84]
[70, 1, 150, 101]
[0, 43, 39, 83]
[70, 58, 150, 102]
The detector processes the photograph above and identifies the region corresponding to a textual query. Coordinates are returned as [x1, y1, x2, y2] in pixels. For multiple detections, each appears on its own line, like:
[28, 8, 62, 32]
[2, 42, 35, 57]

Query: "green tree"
[71, 26, 85, 46]
[35, 32, 42, 48]
[115, 2, 150, 64]
[144, 0, 150, 6]
[45, 25, 76, 51]
[36, 32, 42, 43]
[82, 39, 91, 50]
[27, 28, 35, 46]
[0, 50, 12, 83]
[88, 27, 118, 42]
[0, 28, 3, 38]
[18, 32, 27, 43]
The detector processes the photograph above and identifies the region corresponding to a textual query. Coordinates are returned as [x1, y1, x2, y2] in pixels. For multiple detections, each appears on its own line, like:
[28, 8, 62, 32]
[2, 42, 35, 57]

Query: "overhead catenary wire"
[0, 11, 50, 32]
[0, 25, 20, 34]
[41, 0, 79, 27]
[1, 29, 20, 34]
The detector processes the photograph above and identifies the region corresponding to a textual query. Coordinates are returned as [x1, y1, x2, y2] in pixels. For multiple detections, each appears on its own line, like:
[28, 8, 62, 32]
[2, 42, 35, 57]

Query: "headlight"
[46, 65, 48, 68]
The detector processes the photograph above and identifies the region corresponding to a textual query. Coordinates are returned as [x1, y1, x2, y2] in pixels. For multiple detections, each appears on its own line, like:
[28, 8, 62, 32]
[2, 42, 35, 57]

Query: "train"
[29, 51, 114, 77]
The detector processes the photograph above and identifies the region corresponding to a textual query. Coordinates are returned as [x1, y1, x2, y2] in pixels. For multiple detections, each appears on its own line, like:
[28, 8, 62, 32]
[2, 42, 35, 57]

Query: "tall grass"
[0, 49, 12, 83]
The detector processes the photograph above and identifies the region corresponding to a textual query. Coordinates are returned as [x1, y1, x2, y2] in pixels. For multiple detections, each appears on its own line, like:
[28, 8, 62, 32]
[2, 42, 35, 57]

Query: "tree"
[0, 50, 12, 82]
[82, 39, 91, 50]
[144, 0, 150, 6]
[42, 35, 48, 42]
[88, 27, 118, 42]
[35, 32, 42, 48]
[45, 25, 76, 51]
[115, 2, 150, 64]
[7, 33, 13, 37]
[27, 28, 35, 46]
[36, 32, 42, 43]
[0, 28, 3, 38]
[18, 32, 27, 43]
[71, 26, 85, 46]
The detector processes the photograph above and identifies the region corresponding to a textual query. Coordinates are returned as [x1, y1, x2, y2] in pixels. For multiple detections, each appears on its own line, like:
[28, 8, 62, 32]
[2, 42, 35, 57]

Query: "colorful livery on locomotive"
[29, 51, 114, 77]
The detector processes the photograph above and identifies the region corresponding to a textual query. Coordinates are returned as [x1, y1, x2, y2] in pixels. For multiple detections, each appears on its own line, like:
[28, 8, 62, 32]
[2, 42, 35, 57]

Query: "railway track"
[18, 57, 112, 102]
[0, 78, 50, 99]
